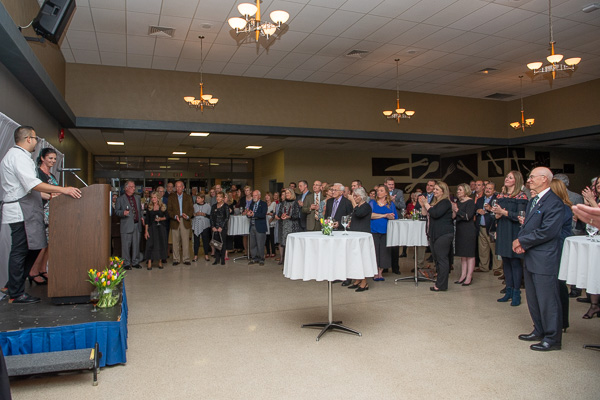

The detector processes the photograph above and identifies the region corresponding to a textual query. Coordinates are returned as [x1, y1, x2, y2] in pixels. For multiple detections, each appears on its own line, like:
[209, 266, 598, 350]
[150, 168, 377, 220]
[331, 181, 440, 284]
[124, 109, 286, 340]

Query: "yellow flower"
[103, 281, 107, 286]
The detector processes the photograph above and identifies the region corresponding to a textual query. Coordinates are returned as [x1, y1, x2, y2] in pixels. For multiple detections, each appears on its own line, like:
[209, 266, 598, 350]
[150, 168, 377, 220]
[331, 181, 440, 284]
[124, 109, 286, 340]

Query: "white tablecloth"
[283, 232, 377, 281]
[386, 220, 428, 247]
[559, 236, 600, 294]
[228, 215, 249, 236]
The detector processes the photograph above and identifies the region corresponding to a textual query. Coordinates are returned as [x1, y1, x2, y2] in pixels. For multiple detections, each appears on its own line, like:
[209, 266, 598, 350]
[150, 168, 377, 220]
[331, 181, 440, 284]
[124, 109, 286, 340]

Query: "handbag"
[210, 231, 223, 250]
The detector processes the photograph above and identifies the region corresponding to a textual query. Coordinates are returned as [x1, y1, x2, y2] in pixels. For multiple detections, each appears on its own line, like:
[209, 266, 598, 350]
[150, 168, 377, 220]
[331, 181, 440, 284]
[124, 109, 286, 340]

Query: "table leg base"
[583, 344, 600, 351]
[232, 255, 249, 262]
[301, 322, 361, 341]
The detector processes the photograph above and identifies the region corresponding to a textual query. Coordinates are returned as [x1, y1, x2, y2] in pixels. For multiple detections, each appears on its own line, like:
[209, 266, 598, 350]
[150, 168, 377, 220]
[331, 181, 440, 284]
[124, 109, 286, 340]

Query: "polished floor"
[8, 249, 600, 399]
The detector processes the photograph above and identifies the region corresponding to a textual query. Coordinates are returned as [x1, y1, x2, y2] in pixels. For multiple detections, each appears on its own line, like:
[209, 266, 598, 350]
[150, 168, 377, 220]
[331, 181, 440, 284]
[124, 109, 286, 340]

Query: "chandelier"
[183, 36, 218, 111]
[526, 0, 581, 79]
[510, 76, 535, 132]
[382, 59, 415, 122]
[228, 1, 289, 42]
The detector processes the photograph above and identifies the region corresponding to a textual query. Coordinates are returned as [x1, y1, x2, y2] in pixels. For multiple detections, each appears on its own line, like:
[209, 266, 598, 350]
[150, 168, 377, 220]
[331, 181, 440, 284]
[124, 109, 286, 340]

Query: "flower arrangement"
[87, 257, 126, 308]
[411, 210, 421, 221]
[320, 218, 335, 236]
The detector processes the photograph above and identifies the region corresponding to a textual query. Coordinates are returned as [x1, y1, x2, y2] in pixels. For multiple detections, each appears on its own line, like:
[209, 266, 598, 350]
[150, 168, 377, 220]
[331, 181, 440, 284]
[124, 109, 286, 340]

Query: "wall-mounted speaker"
[32, 0, 76, 45]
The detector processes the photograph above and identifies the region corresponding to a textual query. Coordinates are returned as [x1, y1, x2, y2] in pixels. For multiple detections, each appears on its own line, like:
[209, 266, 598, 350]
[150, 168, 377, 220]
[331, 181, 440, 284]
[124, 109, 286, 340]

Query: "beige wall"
[254, 149, 285, 193]
[1, 0, 66, 96]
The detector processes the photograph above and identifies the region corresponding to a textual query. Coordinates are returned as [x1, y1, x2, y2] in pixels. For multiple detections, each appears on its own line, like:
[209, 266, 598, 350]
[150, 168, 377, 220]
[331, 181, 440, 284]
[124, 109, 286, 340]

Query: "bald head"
[527, 167, 553, 193]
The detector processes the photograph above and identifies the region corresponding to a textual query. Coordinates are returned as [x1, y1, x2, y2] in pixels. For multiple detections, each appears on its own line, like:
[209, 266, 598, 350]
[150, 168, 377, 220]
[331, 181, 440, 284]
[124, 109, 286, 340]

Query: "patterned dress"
[37, 168, 58, 239]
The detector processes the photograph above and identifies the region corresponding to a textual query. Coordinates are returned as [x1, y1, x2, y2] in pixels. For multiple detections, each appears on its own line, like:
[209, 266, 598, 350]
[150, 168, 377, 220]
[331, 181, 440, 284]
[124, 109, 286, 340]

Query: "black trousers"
[193, 227, 211, 257]
[432, 233, 454, 291]
[214, 228, 228, 263]
[8, 222, 41, 299]
[0, 346, 11, 400]
[372, 233, 391, 270]
[265, 227, 276, 255]
[391, 246, 400, 273]
[523, 267, 563, 345]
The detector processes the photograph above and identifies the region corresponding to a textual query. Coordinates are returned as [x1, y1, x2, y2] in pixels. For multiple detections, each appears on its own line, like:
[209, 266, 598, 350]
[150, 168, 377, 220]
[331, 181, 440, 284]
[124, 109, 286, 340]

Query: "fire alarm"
[58, 128, 64, 143]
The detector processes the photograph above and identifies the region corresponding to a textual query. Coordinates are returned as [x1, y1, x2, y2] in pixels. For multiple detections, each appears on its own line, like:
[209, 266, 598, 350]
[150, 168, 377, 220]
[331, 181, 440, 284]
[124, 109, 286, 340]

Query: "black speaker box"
[32, 0, 77, 45]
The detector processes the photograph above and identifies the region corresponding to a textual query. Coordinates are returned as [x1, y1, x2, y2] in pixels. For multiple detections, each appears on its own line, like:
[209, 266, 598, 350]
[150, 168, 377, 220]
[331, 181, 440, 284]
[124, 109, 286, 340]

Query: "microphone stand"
[60, 169, 88, 187]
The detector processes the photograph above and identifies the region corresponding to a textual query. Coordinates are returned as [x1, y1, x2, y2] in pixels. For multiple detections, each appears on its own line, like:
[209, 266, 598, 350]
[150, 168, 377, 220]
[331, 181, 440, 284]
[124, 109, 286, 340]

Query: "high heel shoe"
[454, 278, 465, 284]
[582, 303, 600, 319]
[462, 279, 473, 286]
[348, 284, 359, 289]
[28, 274, 47, 285]
[212, 260, 219, 265]
[355, 285, 369, 292]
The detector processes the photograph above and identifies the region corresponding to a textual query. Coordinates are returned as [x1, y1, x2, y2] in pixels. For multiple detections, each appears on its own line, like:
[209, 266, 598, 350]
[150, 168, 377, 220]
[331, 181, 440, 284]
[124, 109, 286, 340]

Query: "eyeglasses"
[527, 174, 542, 180]
[27, 136, 39, 141]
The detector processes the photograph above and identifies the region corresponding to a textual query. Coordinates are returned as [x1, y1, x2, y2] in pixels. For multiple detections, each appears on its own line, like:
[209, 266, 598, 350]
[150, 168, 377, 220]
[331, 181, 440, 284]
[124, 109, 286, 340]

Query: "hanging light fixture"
[526, 0, 581, 79]
[382, 59, 415, 122]
[228, 1, 289, 42]
[510, 76, 535, 132]
[183, 36, 219, 111]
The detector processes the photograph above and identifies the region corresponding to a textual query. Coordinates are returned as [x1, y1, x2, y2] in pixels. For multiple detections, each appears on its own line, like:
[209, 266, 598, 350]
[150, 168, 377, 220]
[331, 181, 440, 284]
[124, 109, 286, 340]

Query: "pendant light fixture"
[382, 59, 415, 122]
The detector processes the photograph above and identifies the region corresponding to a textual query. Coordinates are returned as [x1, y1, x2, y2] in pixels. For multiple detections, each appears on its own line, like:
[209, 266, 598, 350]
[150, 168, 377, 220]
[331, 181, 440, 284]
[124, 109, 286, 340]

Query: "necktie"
[331, 198, 340, 219]
[530, 196, 539, 212]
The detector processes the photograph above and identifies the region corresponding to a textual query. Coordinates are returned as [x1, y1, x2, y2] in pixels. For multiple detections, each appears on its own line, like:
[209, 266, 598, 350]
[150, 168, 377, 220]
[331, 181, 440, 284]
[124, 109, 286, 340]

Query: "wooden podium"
[48, 184, 111, 302]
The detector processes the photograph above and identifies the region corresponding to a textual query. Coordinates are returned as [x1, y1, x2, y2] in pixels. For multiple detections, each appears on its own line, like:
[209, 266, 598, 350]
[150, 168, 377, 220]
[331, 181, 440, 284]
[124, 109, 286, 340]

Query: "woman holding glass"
[265, 192, 277, 258]
[144, 191, 168, 270]
[492, 170, 528, 306]
[451, 183, 477, 286]
[277, 188, 301, 265]
[192, 194, 211, 262]
[346, 187, 373, 291]
[419, 181, 454, 292]
[370, 184, 397, 282]
[210, 192, 230, 265]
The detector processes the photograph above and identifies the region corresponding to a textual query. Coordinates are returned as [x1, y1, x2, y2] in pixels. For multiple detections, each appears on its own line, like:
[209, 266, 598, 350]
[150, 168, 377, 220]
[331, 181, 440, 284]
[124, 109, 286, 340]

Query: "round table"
[386, 220, 431, 285]
[284, 231, 377, 341]
[559, 236, 600, 350]
[227, 215, 249, 236]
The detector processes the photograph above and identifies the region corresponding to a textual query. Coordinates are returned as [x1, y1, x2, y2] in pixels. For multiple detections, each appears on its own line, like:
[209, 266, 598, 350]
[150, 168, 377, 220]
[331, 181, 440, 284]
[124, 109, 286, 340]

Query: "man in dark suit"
[513, 167, 565, 352]
[324, 183, 353, 230]
[297, 180, 311, 231]
[167, 180, 194, 265]
[474, 182, 501, 273]
[302, 180, 322, 231]
[247, 190, 268, 265]
[115, 180, 143, 270]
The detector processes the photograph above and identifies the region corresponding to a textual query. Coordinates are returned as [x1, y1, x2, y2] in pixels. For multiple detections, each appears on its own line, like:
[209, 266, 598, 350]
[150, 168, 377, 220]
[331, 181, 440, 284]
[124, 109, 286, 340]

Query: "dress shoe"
[259, 261, 264, 266]
[132, 264, 142, 269]
[373, 277, 385, 282]
[454, 279, 465, 284]
[9, 293, 41, 304]
[212, 260, 218, 265]
[399, 253, 407, 258]
[498, 274, 505, 280]
[348, 284, 359, 289]
[332, 280, 343, 283]
[568, 288, 581, 298]
[124, 265, 132, 270]
[355, 285, 369, 292]
[518, 332, 542, 342]
[184, 261, 191, 266]
[462, 280, 473, 286]
[530, 341, 561, 352]
[392, 270, 401, 275]
[493, 270, 502, 276]
[577, 297, 591, 304]
[473, 268, 485, 273]
[172, 262, 180, 266]
[248, 261, 256, 265]
[341, 279, 352, 287]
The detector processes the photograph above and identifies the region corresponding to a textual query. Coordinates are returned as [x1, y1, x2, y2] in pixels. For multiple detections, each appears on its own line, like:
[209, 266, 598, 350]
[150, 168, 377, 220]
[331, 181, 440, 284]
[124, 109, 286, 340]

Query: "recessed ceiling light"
[107, 141, 124, 145]
[172, 151, 187, 155]
[246, 146, 263, 149]
[159, 165, 171, 169]
[168, 157, 180, 160]
[190, 132, 210, 137]
[210, 163, 219, 166]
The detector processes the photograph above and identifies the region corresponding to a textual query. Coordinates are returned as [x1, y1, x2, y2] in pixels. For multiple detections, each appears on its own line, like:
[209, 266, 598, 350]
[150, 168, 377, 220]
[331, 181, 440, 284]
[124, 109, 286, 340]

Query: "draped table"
[386, 219, 430, 285]
[228, 215, 250, 262]
[559, 236, 600, 350]
[283, 231, 377, 341]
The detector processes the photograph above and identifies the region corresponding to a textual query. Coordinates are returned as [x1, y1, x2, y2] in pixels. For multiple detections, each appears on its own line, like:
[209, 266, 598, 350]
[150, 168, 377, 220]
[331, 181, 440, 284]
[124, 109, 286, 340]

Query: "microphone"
[58, 168, 81, 172]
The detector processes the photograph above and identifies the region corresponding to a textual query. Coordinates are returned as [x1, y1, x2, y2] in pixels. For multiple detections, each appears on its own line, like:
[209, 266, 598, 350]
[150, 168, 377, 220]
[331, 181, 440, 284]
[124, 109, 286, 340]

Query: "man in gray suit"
[302, 180, 322, 231]
[513, 167, 564, 351]
[115, 180, 143, 270]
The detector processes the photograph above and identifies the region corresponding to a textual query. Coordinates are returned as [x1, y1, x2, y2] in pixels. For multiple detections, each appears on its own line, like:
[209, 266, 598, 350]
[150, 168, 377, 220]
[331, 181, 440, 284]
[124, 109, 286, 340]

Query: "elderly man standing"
[115, 181, 143, 270]
[247, 190, 268, 265]
[513, 167, 564, 351]
[1, 126, 81, 304]
[474, 182, 501, 274]
[324, 183, 353, 228]
[168, 181, 194, 266]
[302, 180, 322, 231]
[297, 180, 311, 231]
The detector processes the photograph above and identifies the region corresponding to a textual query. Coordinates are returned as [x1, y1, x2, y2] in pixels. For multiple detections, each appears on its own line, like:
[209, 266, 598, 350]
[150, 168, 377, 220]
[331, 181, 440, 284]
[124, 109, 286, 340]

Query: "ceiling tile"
[303, 70, 335, 83]
[126, 0, 162, 14]
[126, 12, 160, 36]
[286, 68, 316, 81]
[390, 23, 443, 47]
[61, 48, 75, 62]
[201, 60, 227, 73]
[205, 43, 238, 62]
[298, 54, 335, 70]
[253, 49, 289, 67]
[455, 35, 508, 56]
[411, 27, 465, 50]
[195, 0, 236, 21]
[319, 56, 356, 73]
[221, 62, 249, 75]
[307, 0, 345, 8]
[175, 58, 202, 72]
[66, 30, 98, 50]
[127, 53, 153, 68]
[100, 51, 127, 66]
[313, 9, 363, 36]
[294, 34, 335, 54]
[97, 33, 126, 53]
[91, 8, 126, 34]
[288, 5, 336, 33]
[397, 0, 457, 24]
[340, 0, 384, 13]
[89, 0, 125, 10]
[154, 39, 185, 58]
[264, 30, 309, 51]
[162, 0, 200, 18]
[471, 7, 536, 35]
[316, 37, 361, 57]
[243, 65, 273, 78]
[276, 52, 312, 68]
[127, 35, 156, 55]
[340, 14, 392, 40]
[228, 46, 262, 64]
[323, 72, 353, 84]
[424, 0, 486, 27]
[72, 49, 102, 64]
[152, 56, 179, 70]
[188, 19, 225, 33]
[69, 7, 95, 32]
[369, 0, 420, 19]
[338, 59, 378, 75]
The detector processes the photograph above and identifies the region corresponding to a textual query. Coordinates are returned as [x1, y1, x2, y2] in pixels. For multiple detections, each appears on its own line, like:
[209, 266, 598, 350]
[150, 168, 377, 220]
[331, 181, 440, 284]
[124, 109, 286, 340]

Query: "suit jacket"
[297, 190, 311, 230]
[301, 192, 322, 231]
[324, 196, 353, 230]
[517, 189, 564, 276]
[414, 191, 434, 211]
[475, 193, 498, 234]
[248, 200, 268, 233]
[167, 192, 194, 230]
[389, 188, 406, 211]
[115, 193, 142, 234]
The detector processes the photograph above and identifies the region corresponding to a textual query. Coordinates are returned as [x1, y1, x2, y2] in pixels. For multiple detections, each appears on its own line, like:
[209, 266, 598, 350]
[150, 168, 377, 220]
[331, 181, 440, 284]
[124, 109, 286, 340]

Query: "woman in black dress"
[210, 192, 230, 265]
[347, 187, 373, 292]
[452, 183, 477, 286]
[419, 181, 454, 292]
[277, 188, 301, 265]
[144, 192, 168, 270]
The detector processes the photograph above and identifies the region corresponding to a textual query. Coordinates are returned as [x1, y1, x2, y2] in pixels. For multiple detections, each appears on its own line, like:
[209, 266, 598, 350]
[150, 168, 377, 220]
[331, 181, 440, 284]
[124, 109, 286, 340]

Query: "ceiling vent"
[148, 26, 175, 38]
[346, 49, 369, 58]
[485, 92, 514, 100]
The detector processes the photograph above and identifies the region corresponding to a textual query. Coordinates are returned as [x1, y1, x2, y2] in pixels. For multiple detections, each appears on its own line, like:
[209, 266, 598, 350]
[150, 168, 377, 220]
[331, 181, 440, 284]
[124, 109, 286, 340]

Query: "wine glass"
[155, 214, 161, 226]
[341, 215, 350, 234]
[90, 288, 99, 313]
[490, 199, 498, 208]
[518, 210, 525, 224]
[586, 224, 599, 241]
[400, 209, 405, 220]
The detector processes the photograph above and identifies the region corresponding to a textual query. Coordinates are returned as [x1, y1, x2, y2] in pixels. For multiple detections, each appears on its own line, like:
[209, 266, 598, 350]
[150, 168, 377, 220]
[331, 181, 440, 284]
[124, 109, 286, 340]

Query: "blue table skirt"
[0, 286, 128, 367]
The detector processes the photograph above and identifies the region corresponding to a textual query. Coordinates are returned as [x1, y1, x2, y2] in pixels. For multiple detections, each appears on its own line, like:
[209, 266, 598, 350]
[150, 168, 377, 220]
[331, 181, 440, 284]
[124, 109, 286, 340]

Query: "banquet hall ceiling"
[58, 0, 600, 100]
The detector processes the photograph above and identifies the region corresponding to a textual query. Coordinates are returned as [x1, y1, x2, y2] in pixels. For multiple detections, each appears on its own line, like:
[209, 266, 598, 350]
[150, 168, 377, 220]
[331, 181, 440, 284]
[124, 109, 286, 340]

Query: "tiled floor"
[8, 251, 600, 399]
